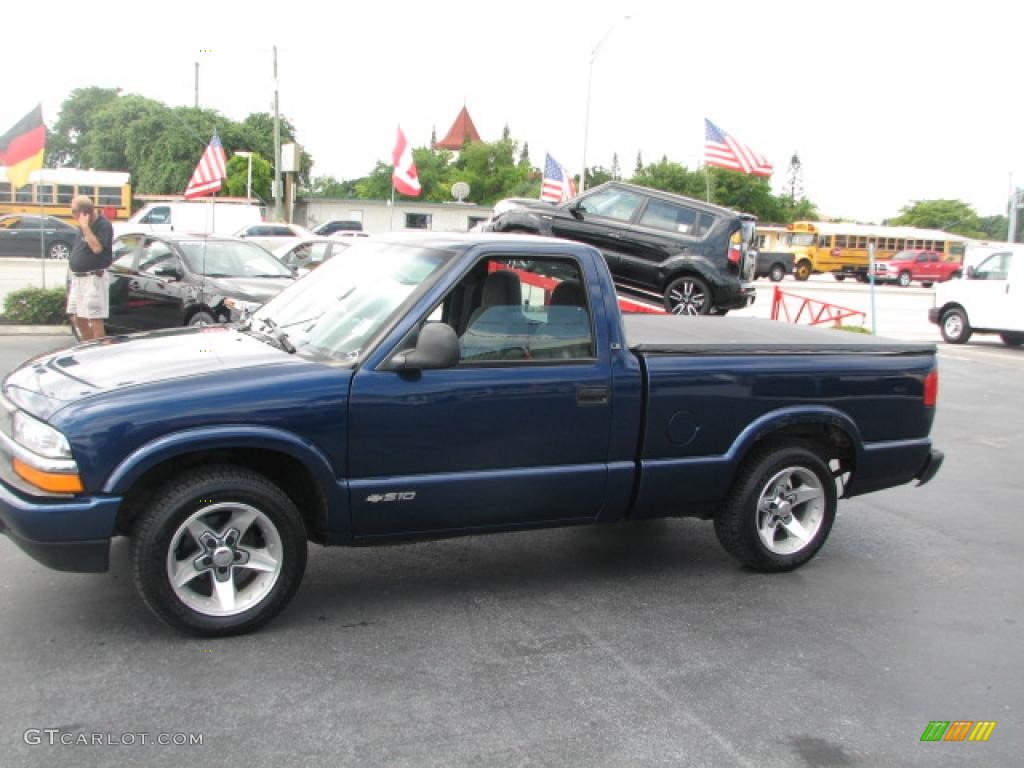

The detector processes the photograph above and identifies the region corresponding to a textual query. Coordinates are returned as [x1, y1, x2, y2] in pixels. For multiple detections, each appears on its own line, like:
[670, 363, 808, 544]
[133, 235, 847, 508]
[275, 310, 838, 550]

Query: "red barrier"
[770, 286, 866, 327]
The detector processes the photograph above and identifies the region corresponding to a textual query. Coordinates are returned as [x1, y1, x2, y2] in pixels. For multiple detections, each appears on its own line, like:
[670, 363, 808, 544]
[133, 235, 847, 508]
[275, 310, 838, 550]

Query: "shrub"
[2, 287, 70, 325]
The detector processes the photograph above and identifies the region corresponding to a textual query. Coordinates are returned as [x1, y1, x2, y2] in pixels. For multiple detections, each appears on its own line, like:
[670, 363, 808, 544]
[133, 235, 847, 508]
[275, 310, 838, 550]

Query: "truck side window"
[140, 206, 171, 225]
[974, 252, 1012, 281]
[453, 257, 595, 363]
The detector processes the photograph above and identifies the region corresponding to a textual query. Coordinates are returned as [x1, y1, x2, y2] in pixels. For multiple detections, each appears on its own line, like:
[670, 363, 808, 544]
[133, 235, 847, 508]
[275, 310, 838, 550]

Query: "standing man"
[67, 194, 114, 340]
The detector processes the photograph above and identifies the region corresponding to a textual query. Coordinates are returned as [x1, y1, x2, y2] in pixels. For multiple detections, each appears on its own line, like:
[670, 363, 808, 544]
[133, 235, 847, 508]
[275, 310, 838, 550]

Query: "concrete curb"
[0, 326, 73, 336]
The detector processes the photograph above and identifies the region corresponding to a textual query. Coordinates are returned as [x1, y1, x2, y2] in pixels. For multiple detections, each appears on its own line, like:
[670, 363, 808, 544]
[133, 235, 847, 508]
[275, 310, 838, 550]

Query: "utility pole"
[194, 62, 199, 108]
[273, 45, 282, 222]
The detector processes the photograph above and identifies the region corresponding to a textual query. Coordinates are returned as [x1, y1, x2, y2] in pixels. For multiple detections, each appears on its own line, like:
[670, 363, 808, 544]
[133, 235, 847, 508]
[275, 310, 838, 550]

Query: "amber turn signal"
[13, 459, 84, 493]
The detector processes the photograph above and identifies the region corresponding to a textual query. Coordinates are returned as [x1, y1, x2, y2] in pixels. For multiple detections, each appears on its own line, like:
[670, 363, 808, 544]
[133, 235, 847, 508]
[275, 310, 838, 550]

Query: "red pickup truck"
[869, 249, 963, 287]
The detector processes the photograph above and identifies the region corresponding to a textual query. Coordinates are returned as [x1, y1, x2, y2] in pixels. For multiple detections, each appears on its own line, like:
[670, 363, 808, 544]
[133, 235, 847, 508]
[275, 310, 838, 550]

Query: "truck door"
[347, 253, 613, 537]
[964, 251, 1017, 330]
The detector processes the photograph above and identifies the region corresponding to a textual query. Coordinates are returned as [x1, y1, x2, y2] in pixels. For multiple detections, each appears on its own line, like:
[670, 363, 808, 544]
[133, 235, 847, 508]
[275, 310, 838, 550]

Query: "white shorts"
[66, 271, 110, 320]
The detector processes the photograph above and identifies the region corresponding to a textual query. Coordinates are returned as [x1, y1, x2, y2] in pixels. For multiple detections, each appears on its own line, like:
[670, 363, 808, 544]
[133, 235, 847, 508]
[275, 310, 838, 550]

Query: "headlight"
[12, 411, 73, 459]
[224, 298, 262, 317]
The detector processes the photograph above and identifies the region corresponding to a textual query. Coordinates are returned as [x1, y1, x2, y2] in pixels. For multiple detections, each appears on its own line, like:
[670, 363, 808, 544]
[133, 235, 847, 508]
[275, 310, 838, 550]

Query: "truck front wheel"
[940, 308, 971, 344]
[794, 261, 812, 281]
[131, 465, 307, 637]
[714, 443, 836, 572]
[769, 263, 786, 282]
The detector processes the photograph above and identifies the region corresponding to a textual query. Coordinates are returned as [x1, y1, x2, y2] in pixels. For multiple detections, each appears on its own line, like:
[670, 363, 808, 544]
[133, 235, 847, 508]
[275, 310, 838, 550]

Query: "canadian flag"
[391, 126, 421, 196]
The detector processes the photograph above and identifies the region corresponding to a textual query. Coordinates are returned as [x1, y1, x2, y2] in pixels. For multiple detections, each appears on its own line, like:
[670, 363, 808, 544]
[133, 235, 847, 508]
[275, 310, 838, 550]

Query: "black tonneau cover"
[623, 315, 936, 356]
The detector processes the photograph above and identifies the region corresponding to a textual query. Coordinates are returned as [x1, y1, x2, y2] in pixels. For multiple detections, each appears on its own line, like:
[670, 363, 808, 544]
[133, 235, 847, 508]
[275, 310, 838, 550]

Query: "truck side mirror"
[568, 202, 584, 220]
[391, 323, 459, 371]
[966, 266, 975, 279]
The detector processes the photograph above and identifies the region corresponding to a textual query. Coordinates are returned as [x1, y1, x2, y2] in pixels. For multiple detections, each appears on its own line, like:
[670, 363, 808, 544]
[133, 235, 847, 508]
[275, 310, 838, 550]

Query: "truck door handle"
[577, 386, 609, 405]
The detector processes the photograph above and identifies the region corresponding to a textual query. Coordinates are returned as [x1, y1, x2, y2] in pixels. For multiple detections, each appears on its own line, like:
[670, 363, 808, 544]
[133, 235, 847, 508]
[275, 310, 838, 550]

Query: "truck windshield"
[250, 240, 453, 362]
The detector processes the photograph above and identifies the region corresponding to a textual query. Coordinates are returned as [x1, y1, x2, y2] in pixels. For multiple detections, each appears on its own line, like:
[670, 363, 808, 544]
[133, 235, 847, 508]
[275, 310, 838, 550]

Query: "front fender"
[103, 424, 345, 513]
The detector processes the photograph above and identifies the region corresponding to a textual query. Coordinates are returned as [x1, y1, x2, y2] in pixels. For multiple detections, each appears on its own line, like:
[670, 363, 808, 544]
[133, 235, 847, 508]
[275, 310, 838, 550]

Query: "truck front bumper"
[0, 481, 121, 573]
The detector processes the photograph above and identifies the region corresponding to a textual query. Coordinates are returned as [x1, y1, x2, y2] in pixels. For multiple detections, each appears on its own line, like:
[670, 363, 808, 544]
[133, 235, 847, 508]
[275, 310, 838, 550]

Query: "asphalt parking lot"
[0, 306, 1021, 767]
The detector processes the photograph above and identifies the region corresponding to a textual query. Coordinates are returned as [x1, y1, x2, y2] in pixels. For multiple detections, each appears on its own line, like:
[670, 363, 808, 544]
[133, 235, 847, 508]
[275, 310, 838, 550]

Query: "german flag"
[0, 104, 45, 189]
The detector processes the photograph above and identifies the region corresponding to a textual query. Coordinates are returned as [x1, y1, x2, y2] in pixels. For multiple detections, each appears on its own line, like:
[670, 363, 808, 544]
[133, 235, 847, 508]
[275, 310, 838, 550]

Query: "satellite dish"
[451, 181, 470, 202]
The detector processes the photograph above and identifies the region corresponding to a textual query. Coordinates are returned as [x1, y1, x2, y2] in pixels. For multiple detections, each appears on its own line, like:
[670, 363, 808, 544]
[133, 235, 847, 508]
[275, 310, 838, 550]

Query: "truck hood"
[3, 326, 301, 419]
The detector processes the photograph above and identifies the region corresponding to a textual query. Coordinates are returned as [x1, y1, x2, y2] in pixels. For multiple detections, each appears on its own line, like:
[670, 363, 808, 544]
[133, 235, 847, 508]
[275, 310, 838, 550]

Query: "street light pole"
[235, 151, 253, 201]
[580, 16, 629, 195]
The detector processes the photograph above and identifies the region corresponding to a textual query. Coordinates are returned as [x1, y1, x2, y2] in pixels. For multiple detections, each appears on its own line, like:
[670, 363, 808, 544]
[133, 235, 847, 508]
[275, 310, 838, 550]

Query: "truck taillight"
[728, 245, 741, 264]
[923, 369, 938, 407]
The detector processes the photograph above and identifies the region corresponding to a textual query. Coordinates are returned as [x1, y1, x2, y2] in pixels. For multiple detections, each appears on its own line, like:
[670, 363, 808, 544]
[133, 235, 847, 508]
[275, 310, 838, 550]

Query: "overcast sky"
[6, 0, 1022, 223]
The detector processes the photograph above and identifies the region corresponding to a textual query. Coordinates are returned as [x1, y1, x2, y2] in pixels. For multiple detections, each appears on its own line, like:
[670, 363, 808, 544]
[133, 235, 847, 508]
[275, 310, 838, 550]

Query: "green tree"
[47, 86, 121, 167]
[630, 159, 704, 198]
[610, 152, 621, 180]
[584, 166, 613, 188]
[305, 175, 362, 198]
[225, 152, 272, 201]
[888, 199, 985, 237]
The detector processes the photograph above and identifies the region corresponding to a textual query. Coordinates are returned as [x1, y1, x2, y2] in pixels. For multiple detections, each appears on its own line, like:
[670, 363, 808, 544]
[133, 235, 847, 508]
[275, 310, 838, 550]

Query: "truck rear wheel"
[769, 263, 785, 282]
[664, 276, 712, 315]
[131, 465, 307, 637]
[714, 443, 836, 572]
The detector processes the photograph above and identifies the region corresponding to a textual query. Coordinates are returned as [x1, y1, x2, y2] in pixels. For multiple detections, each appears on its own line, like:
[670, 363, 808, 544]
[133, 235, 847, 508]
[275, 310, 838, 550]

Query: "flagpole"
[390, 183, 395, 232]
[38, 168, 46, 289]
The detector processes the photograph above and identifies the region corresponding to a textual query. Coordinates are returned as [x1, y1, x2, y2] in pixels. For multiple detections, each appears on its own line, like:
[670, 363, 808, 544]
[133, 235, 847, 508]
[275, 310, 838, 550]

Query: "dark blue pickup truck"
[0, 233, 943, 636]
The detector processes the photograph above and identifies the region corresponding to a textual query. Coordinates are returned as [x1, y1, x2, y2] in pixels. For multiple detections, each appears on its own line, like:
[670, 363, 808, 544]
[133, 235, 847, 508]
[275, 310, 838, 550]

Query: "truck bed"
[623, 315, 936, 356]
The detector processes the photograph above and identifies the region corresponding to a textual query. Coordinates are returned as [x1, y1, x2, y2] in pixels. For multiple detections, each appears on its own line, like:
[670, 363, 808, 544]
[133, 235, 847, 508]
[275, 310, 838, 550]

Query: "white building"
[295, 198, 494, 235]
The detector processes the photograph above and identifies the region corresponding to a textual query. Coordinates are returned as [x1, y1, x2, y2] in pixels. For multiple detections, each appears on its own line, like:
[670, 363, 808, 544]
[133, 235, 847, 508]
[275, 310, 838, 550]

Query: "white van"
[929, 242, 1024, 346]
[114, 201, 263, 237]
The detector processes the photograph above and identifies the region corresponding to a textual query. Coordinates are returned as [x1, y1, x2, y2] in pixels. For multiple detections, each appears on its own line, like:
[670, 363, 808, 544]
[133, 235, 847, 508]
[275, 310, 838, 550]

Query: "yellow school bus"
[781, 221, 970, 281]
[0, 167, 132, 222]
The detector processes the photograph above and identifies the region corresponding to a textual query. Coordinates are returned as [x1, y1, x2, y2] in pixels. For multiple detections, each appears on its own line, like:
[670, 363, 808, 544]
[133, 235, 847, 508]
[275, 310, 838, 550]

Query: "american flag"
[541, 153, 576, 202]
[184, 133, 228, 199]
[704, 119, 773, 177]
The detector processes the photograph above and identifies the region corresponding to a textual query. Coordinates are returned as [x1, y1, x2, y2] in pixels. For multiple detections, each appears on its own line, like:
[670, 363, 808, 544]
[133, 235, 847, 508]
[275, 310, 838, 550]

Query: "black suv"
[486, 182, 757, 315]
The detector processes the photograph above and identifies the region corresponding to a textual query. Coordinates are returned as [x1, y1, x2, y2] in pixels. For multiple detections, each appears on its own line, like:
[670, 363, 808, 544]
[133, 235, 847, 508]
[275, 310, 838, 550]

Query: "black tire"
[856, 274, 870, 284]
[921, 282, 934, 288]
[833, 274, 846, 282]
[714, 443, 837, 572]
[898, 270, 912, 287]
[188, 311, 216, 327]
[951, 271, 962, 280]
[940, 307, 971, 344]
[664, 275, 713, 315]
[131, 465, 307, 636]
[48, 240, 71, 260]
[794, 260, 812, 281]
[999, 332, 1024, 347]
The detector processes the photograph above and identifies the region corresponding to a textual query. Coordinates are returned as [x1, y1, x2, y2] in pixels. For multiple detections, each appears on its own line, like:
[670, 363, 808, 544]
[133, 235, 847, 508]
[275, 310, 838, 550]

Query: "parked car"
[870, 249, 963, 287]
[311, 220, 363, 236]
[485, 181, 756, 315]
[114, 201, 262, 238]
[233, 223, 313, 251]
[273, 237, 354, 273]
[0, 232, 942, 636]
[755, 250, 794, 282]
[0, 214, 78, 259]
[87, 233, 296, 338]
[929, 243, 1024, 345]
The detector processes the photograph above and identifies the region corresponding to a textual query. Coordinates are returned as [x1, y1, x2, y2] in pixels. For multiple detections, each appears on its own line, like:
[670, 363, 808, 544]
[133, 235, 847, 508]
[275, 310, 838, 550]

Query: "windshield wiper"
[239, 316, 296, 354]
[259, 317, 296, 354]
